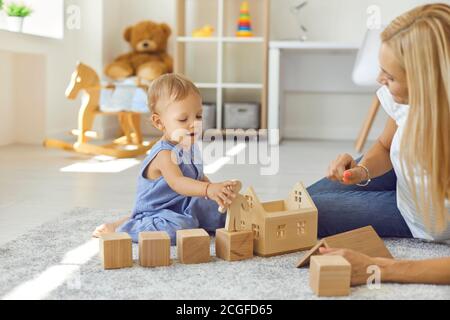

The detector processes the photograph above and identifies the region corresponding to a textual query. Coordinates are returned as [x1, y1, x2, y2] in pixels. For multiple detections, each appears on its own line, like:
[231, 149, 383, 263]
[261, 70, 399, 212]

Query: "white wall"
[101, 0, 438, 141]
[270, 0, 439, 140]
[0, 51, 15, 146]
[14, 53, 46, 144]
[0, 51, 46, 145]
[271, 0, 441, 42]
[0, 0, 103, 146]
[0, 0, 440, 146]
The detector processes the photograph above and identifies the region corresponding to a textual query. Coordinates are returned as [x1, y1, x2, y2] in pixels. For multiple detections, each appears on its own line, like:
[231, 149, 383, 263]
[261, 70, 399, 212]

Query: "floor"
[3, 205, 450, 300]
[0, 139, 359, 246]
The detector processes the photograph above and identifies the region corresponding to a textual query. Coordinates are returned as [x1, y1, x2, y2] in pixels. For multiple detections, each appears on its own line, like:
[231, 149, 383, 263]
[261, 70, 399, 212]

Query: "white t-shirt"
[377, 86, 450, 241]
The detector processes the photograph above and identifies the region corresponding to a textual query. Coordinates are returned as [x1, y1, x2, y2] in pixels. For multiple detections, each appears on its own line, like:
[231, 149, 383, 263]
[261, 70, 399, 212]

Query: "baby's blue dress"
[117, 140, 225, 245]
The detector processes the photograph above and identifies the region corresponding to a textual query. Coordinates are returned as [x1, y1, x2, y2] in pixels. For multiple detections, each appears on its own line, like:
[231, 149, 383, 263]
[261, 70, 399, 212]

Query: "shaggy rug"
[0, 208, 449, 300]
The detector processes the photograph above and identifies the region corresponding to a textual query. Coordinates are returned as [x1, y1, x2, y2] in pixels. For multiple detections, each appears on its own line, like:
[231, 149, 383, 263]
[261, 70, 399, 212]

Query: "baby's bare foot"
[92, 223, 116, 238]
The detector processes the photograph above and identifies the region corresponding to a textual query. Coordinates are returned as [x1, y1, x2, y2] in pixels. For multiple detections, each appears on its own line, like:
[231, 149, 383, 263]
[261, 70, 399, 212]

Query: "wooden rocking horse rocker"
[44, 62, 157, 158]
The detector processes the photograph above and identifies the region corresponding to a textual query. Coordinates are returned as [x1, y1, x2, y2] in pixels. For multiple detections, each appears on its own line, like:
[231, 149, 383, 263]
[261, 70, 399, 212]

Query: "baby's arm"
[153, 150, 236, 208]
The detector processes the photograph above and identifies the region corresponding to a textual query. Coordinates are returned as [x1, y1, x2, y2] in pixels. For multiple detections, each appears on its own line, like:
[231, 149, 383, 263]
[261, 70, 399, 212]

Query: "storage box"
[202, 103, 216, 131]
[223, 102, 260, 129]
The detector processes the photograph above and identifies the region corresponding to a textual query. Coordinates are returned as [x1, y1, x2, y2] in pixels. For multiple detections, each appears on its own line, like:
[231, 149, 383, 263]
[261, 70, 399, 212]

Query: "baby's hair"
[148, 73, 201, 113]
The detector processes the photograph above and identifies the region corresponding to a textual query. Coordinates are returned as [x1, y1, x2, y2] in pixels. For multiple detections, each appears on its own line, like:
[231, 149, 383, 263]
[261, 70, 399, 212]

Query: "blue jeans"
[306, 159, 413, 239]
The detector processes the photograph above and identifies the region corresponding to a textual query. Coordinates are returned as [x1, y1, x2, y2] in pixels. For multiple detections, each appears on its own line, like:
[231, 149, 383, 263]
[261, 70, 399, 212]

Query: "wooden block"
[297, 226, 392, 268]
[139, 232, 170, 267]
[99, 233, 133, 270]
[177, 229, 210, 264]
[215, 228, 253, 261]
[309, 255, 351, 297]
[296, 239, 326, 268]
[323, 226, 393, 259]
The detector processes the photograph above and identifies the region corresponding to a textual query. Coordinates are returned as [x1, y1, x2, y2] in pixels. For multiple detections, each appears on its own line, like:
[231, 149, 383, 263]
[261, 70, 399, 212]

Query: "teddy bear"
[105, 20, 173, 81]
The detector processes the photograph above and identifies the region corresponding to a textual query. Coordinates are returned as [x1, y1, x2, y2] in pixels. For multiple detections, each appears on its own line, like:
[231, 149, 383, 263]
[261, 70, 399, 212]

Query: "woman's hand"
[319, 247, 387, 286]
[207, 181, 237, 209]
[327, 153, 367, 185]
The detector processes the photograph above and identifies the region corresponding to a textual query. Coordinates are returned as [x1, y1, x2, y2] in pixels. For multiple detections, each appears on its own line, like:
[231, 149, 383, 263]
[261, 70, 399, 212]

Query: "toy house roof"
[245, 182, 317, 217]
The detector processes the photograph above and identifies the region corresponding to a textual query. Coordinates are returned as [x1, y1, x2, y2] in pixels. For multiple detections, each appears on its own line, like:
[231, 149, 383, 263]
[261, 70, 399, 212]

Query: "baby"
[93, 73, 237, 244]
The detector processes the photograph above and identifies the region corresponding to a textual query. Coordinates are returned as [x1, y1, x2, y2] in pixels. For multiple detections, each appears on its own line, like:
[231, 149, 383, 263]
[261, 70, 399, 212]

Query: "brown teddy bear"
[105, 20, 173, 81]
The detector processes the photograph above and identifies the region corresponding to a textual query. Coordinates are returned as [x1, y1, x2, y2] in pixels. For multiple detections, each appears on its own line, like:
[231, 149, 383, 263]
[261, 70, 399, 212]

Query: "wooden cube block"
[139, 232, 171, 267]
[309, 256, 351, 297]
[99, 233, 133, 270]
[176, 229, 210, 264]
[215, 228, 253, 261]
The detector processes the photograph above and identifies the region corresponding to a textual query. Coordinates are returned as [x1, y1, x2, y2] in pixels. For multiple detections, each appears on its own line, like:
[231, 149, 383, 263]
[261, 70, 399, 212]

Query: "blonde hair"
[148, 73, 201, 113]
[381, 3, 450, 233]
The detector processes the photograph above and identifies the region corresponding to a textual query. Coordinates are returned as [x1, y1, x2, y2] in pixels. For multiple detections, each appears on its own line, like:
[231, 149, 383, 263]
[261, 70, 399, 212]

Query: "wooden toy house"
[241, 182, 318, 257]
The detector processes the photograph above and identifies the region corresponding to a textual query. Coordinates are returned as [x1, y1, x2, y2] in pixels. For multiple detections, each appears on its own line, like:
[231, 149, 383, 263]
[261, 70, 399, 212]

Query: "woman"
[307, 3, 450, 285]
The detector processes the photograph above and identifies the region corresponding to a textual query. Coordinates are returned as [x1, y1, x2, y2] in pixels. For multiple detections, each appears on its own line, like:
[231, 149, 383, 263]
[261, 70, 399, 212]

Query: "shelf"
[222, 37, 264, 43]
[269, 41, 359, 51]
[195, 83, 263, 89]
[177, 37, 219, 43]
[177, 36, 264, 43]
[176, 0, 270, 130]
[195, 83, 219, 89]
[222, 83, 263, 89]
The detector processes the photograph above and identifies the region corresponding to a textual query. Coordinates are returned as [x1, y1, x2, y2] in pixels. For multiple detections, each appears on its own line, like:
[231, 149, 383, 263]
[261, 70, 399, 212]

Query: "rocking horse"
[44, 62, 157, 158]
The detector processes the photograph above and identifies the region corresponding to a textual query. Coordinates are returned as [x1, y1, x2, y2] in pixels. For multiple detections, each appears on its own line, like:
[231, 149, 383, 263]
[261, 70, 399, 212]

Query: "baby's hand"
[207, 181, 237, 209]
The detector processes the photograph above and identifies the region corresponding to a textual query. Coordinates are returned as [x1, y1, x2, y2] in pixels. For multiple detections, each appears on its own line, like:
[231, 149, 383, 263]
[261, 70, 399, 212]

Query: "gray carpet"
[1, 208, 449, 300]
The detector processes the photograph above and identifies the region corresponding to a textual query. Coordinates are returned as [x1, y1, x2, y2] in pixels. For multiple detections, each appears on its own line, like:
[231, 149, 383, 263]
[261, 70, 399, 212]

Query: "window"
[276, 224, 286, 239]
[252, 224, 260, 240]
[0, 0, 64, 39]
[294, 190, 302, 208]
[245, 195, 254, 209]
[297, 221, 306, 236]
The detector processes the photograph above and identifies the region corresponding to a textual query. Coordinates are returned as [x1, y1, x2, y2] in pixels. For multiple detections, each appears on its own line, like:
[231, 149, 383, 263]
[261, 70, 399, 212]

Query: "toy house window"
[245, 195, 254, 209]
[276, 225, 286, 239]
[294, 190, 302, 208]
[297, 221, 306, 235]
[252, 224, 260, 240]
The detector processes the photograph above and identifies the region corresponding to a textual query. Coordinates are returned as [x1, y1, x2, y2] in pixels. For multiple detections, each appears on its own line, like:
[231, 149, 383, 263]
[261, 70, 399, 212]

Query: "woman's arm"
[379, 257, 450, 285]
[320, 247, 450, 285]
[328, 117, 398, 184]
[358, 117, 397, 179]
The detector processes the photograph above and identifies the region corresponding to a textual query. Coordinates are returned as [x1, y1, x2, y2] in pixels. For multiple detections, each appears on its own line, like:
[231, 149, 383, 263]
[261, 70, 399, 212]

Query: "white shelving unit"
[178, 36, 265, 43]
[175, 0, 270, 131]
